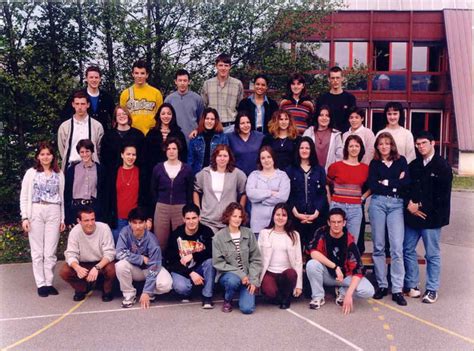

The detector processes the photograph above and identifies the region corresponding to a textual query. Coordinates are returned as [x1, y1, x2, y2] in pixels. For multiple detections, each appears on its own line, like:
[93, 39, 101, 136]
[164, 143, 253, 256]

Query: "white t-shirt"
[164, 161, 181, 179]
[268, 232, 292, 274]
[69, 117, 90, 163]
[210, 170, 225, 201]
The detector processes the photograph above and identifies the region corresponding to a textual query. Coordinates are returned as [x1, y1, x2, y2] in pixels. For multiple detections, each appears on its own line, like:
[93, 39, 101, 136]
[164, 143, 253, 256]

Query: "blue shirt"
[228, 131, 264, 176]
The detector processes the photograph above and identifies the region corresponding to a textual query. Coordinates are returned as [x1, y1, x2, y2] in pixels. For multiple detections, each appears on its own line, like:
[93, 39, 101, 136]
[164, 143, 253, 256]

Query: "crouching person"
[213, 202, 262, 314]
[167, 204, 216, 308]
[60, 207, 116, 302]
[115, 207, 173, 309]
[306, 208, 374, 314]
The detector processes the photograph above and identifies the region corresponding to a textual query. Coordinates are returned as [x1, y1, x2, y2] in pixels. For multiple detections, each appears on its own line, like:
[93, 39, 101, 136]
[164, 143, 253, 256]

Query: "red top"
[327, 161, 369, 204]
[117, 167, 139, 219]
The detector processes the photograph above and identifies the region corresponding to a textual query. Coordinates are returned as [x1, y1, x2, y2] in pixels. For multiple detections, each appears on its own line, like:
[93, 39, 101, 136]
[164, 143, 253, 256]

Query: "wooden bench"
[361, 252, 426, 267]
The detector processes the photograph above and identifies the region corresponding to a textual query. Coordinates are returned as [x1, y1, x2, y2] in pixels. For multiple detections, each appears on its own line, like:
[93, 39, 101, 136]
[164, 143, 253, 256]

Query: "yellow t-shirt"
[119, 83, 163, 135]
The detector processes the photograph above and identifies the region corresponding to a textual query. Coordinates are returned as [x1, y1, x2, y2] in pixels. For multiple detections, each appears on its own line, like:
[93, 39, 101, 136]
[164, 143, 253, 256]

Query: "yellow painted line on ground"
[378, 315, 385, 321]
[1, 291, 93, 350]
[386, 334, 394, 341]
[383, 323, 390, 330]
[389, 345, 397, 351]
[371, 299, 474, 345]
[372, 307, 380, 312]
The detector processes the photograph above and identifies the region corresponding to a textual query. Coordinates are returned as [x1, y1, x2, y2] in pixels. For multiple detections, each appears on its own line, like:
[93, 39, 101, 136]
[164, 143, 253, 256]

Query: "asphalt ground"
[1, 192, 473, 350]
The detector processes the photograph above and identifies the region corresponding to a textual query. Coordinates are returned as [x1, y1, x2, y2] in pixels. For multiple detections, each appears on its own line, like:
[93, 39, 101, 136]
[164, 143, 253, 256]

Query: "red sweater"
[116, 167, 139, 219]
[327, 161, 368, 204]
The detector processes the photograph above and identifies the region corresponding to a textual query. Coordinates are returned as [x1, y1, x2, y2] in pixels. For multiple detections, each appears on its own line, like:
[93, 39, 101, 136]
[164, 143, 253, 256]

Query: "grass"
[453, 175, 474, 190]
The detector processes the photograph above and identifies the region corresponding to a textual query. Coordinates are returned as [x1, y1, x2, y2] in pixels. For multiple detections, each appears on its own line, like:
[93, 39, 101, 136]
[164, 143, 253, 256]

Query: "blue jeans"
[369, 195, 405, 293]
[171, 258, 216, 298]
[112, 219, 129, 245]
[219, 272, 256, 314]
[330, 201, 363, 241]
[306, 259, 374, 299]
[404, 226, 441, 291]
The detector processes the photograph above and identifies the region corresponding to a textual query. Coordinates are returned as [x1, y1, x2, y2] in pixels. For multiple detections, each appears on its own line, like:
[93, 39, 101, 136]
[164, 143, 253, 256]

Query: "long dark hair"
[295, 136, 319, 167]
[154, 103, 180, 131]
[266, 203, 297, 245]
[343, 135, 365, 162]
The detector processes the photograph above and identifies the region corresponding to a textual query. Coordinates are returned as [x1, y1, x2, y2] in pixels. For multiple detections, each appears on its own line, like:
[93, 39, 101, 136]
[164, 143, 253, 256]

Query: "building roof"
[343, 0, 473, 11]
[444, 9, 473, 151]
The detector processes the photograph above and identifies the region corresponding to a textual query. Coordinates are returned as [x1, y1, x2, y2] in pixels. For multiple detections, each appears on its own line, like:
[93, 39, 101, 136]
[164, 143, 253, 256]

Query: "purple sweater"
[151, 162, 194, 205]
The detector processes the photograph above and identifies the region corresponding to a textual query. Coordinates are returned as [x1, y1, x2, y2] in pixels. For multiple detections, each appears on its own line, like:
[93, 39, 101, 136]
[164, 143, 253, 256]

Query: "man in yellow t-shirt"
[119, 60, 163, 135]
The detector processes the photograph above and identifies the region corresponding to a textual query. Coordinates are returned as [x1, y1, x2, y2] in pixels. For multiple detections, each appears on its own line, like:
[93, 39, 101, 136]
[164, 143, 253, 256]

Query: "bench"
[361, 252, 426, 267]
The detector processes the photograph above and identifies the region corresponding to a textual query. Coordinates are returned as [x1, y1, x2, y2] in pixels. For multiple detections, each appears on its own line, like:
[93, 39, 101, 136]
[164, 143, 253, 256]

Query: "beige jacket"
[258, 228, 303, 289]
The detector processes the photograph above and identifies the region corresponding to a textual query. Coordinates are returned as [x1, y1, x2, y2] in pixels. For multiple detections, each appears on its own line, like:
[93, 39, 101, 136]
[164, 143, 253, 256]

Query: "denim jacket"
[116, 226, 163, 295]
[188, 132, 228, 174]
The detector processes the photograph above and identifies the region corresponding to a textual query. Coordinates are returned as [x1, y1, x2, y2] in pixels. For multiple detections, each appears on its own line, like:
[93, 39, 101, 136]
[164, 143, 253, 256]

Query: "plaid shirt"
[201, 76, 244, 124]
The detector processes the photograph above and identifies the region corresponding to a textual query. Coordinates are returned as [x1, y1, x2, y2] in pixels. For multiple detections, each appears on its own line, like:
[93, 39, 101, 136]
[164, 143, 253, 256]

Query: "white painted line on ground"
[0, 300, 216, 322]
[286, 308, 364, 351]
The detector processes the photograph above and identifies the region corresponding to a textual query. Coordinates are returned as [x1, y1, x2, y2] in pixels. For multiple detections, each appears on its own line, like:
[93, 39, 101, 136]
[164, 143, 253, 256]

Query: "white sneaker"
[422, 290, 438, 304]
[309, 297, 325, 310]
[405, 287, 421, 298]
[121, 296, 136, 308]
[335, 288, 344, 306]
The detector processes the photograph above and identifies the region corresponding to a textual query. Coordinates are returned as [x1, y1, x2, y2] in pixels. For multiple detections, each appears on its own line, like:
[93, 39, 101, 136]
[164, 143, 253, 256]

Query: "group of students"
[19, 54, 453, 315]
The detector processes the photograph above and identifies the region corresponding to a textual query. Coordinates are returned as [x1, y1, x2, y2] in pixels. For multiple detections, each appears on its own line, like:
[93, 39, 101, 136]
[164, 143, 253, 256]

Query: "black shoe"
[46, 286, 59, 295]
[102, 292, 114, 302]
[37, 286, 49, 297]
[392, 292, 407, 306]
[73, 291, 86, 301]
[279, 301, 291, 309]
[373, 287, 388, 300]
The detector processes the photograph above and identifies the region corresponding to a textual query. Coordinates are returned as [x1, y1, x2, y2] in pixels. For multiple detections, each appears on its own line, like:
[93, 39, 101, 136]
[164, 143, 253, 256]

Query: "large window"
[373, 42, 407, 71]
[296, 42, 330, 69]
[335, 42, 368, 68]
[411, 43, 443, 92]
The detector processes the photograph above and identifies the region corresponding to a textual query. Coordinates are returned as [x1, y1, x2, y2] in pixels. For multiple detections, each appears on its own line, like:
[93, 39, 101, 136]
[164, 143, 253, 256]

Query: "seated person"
[115, 207, 173, 309]
[166, 204, 215, 309]
[306, 208, 374, 314]
[60, 207, 116, 302]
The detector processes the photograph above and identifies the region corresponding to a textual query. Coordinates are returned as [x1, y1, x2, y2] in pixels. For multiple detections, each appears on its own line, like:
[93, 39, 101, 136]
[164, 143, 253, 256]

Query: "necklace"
[121, 167, 134, 186]
[279, 137, 287, 148]
[315, 129, 327, 144]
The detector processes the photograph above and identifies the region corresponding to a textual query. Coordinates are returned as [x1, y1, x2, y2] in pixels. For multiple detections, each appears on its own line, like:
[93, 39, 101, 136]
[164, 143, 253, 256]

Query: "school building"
[296, 0, 473, 174]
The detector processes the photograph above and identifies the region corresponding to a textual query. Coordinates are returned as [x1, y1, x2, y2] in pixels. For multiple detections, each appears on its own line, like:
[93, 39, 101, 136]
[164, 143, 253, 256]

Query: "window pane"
[372, 73, 406, 91]
[412, 74, 440, 91]
[411, 111, 442, 142]
[371, 111, 386, 135]
[374, 42, 390, 71]
[296, 42, 330, 69]
[391, 43, 407, 70]
[335, 42, 350, 68]
[412, 46, 428, 71]
[353, 42, 368, 66]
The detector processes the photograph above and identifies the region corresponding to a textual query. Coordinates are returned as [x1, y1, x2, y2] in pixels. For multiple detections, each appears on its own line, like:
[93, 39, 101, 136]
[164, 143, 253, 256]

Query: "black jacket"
[237, 96, 279, 134]
[61, 88, 115, 130]
[404, 154, 452, 229]
[100, 127, 145, 173]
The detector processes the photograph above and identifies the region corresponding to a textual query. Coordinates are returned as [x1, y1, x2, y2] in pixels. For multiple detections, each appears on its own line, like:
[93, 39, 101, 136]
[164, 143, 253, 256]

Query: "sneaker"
[102, 292, 114, 302]
[121, 296, 136, 308]
[149, 294, 157, 303]
[422, 290, 438, 304]
[37, 286, 49, 297]
[392, 292, 408, 306]
[279, 299, 291, 309]
[373, 287, 389, 300]
[222, 300, 233, 313]
[335, 288, 344, 306]
[403, 287, 421, 298]
[309, 297, 325, 310]
[202, 297, 215, 309]
[73, 291, 86, 301]
[46, 286, 59, 295]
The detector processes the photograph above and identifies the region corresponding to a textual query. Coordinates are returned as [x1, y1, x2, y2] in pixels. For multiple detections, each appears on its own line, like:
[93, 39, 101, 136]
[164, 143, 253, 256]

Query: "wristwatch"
[94, 264, 101, 271]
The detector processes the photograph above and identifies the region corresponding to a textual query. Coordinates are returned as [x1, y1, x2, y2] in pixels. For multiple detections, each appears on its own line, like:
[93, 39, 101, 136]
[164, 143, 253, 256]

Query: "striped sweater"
[279, 96, 314, 135]
[327, 161, 369, 204]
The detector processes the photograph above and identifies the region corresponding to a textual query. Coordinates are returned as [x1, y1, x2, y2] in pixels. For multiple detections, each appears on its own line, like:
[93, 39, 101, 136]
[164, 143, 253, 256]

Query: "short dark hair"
[221, 202, 247, 226]
[175, 69, 190, 79]
[286, 73, 307, 98]
[132, 59, 150, 73]
[347, 106, 365, 120]
[215, 53, 232, 65]
[253, 74, 269, 84]
[120, 143, 137, 154]
[328, 66, 343, 76]
[85, 65, 101, 77]
[234, 110, 251, 134]
[76, 206, 95, 220]
[128, 207, 148, 222]
[415, 130, 435, 142]
[73, 90, 90, 103]
[76, 139, 95, 154]
[383, 101, 405, 126]
[328, 207, 346, 221]
[162, 136, 182, 157]
[343, 135, 365, 162]
[182, 203, 200, 217]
